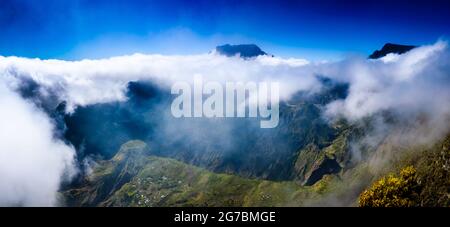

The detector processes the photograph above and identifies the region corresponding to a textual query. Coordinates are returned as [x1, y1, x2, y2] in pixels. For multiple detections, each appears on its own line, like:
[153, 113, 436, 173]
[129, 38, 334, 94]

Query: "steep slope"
[64, 141, 323, 207]
[359, 134, 450, 207]
[62, 78, 347, 183]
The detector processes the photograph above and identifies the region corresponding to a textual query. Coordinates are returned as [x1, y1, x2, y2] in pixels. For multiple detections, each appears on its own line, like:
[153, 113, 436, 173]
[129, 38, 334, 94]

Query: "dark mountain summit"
[215, 44, 269, 58]
[369, 43, 416, 59]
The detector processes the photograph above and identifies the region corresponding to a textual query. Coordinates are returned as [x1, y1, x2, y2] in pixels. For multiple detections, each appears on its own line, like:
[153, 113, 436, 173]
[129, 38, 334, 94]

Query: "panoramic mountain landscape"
[1, 41, 449, 207]
[0, 0, 449, 210]
[50, 43, 447, 207]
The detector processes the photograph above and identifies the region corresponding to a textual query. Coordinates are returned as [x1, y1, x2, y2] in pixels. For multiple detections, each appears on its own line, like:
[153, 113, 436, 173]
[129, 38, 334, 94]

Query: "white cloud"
[324, 41, 450, 122]
[0, 84, 76, 206]
[1, 41, 449, 124]
[0, 53, 318, 111]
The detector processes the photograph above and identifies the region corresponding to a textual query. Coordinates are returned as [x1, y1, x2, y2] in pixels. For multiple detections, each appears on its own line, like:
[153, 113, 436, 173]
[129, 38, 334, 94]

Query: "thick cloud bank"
[1, 41, 448, 120]
[0, 53, 316, 112]
[0, 40, 449, 206]
[324, 41, 450, 121]
[0, 84, 76, 206]
[325, 41, 450, 146]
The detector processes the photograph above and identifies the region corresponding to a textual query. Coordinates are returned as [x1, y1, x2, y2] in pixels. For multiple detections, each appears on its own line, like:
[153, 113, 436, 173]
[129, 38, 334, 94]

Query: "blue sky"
[1, 0, 450, 60]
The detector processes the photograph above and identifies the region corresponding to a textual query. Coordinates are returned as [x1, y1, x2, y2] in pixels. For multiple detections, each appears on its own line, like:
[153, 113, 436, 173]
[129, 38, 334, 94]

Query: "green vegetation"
[64, 141, 328, 207]
[64, 132, 450, 207]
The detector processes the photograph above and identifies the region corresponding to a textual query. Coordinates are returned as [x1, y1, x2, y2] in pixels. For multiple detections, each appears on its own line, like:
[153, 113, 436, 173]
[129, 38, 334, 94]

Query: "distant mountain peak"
[369, 43, 416, 59]
[215, 44, 270, 58]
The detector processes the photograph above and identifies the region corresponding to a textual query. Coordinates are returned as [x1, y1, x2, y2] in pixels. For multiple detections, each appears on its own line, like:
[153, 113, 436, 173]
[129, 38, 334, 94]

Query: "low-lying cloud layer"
[1, 41, 449, 118]
[325, 41, 450, 151]
[0, 84, 76, 206]
[0, 52, 319, 112]
[0, 40, 449, 206]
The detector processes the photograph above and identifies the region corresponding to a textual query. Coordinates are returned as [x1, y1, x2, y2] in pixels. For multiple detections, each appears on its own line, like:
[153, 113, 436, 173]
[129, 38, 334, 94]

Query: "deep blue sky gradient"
[1, 0, 450, 60]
